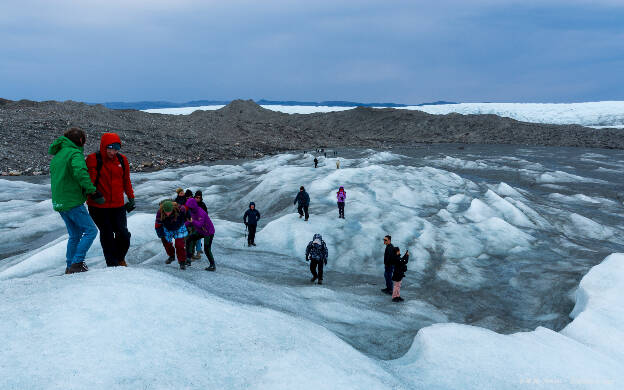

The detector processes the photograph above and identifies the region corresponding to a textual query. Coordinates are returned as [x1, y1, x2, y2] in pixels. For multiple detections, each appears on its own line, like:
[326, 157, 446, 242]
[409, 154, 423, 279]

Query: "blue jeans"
[195, 239, 202, 252]
[384, 266, 394, 291]
[59, 204, 98, 269]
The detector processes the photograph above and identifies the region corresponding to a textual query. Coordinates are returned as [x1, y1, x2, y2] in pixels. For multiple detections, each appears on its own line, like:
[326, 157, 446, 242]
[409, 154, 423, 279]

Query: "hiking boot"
[179, 262, 186, 270]
[248, 243, 252, 247]
[381, 288, 392, 295]
[192, 253, 201, 260]
[317, 280, 323, 285]
[310, 276, 317, 283]
[165, 256, 175, 264]
[118, 260, 128, 267]
[304, 218, 309, 221]
[205, 264, 216, 272]
[65, 268, 70, 275]
[185, 259, 192, 267]
[197, 250, 203, 255]
[251, 243, 256, 246]
[299, 214, 303, 219]
[68, 262, 88, 274]
[392, 297, 404, 302]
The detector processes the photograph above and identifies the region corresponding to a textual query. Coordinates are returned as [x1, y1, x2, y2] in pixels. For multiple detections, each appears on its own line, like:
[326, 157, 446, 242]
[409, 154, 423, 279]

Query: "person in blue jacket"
[294, 186, 310, 221]
[243, 202, 261, 247]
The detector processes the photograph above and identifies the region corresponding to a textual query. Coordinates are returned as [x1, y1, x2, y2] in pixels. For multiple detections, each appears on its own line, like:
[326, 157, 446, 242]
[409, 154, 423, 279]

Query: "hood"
[185, 197, 199, 211]
[338, 186, 345, 192]
[313, 233, 323, 241]
[48, 136, 81, 155]
[249, 202, 255, 208]
[99, 132, 122, 158]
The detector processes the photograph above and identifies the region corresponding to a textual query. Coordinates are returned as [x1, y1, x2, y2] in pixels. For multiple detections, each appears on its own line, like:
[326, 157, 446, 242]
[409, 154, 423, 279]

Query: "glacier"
[1, 146, 624, 388]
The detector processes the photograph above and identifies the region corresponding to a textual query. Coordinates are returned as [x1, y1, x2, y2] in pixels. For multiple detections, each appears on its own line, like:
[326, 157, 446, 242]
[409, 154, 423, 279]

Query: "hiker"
[243, 202, 261, 247]
[155, 200, 188, 270]
[314, 157, 318, 168]
[336, 159, 340, 169]
[305, 233, 328, 285]
[294, 186, 310, 221]
[381, 235, 394, 294]
[86, 132, 135, 267]
[49, 127, 101, 274]
[336, 186, 346, 219]
[192, 190, 207, 258]
[185, 189, 193, 201]
[174, 188, 186, 205]
[391, 247, 409, 302]
[184, 198, 217, 271]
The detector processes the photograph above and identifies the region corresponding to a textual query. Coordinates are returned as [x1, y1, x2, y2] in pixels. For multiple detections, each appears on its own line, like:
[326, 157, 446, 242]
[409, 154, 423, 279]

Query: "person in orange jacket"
[86, 132, 135, 267]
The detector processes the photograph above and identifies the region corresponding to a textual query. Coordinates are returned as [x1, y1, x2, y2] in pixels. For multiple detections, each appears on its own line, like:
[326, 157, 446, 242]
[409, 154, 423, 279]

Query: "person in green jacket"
[49, 127, 104, 274]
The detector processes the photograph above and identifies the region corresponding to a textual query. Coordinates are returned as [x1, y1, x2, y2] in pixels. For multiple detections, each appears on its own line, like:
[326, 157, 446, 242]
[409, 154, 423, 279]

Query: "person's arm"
[243, 210, 248, 224]
[121, 155, 135, 199]
[294, 193, 299, 205]
[305, 242, 311, 260]
[71, 151, 96, 194]
[256, 210, 261, 220]
[323, 243, 328, 264]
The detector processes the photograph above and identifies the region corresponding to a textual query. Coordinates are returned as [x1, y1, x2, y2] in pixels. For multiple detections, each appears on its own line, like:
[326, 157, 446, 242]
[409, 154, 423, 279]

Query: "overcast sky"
[1, 0, 623, 104]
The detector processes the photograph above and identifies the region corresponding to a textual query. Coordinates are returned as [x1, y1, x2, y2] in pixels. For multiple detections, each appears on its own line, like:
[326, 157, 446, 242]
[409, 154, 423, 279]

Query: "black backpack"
[94, 151, 126, 188]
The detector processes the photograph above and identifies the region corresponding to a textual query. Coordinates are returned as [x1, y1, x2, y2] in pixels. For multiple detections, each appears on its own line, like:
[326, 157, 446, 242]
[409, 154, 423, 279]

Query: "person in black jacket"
[243, 202, 261, 246]
[391, 247, 409, 302]
[306, 233, 328, 285]
[314, 157, 318, 168]
[294, 186, 310, 221]
[381, 235, 394, 294]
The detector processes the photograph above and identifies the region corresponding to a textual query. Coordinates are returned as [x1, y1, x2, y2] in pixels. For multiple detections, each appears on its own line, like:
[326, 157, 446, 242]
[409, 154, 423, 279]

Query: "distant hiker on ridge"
[294, 186, 310, 221]
[86, 132, 135, 267]
[243, 202, 261, 247]
[49, 127, 100, 274]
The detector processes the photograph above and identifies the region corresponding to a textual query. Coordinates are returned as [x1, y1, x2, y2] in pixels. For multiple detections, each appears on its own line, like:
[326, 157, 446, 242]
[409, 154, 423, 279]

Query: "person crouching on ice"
[155, 200, 189, 270]
[306, 233, 328, 285]
[184, 198, 216, 272]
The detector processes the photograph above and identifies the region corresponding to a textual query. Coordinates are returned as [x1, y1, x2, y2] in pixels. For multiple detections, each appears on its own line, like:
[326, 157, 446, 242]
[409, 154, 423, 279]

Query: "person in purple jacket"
[336, 186, 346, 219]
[184, 197, 217, 271]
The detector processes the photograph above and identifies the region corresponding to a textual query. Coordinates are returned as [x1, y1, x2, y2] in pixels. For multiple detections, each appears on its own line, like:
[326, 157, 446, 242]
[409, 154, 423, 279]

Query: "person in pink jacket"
[336, 186, 346, 219]
[184, 198, 216, 271]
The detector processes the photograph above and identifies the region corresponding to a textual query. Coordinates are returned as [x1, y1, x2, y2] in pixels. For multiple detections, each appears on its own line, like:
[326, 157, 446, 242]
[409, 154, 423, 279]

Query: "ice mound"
[0, 268, 400, 390]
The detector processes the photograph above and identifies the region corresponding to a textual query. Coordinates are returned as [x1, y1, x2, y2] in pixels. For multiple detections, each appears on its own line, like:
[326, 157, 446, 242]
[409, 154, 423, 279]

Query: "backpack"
[309, 242, 324, 261]
[94, 151, 126, 188]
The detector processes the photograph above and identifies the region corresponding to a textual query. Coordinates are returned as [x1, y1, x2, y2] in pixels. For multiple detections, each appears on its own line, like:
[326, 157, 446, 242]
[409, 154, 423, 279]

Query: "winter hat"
[176, 188, 184, 195]
[185, 189, 193, 198]
[249, 202, 255, 207]
[106, 142, 121, 150]
[162, 200, 174, 213]
[194, 190, 203, 198]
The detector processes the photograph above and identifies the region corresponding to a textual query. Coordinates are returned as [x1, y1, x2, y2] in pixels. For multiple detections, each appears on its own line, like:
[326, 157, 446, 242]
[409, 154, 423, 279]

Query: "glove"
[125, 198, 136, 212]
[244, 222, 248, 226]
[91, 191, 105, 204]
[305, 257, 309, 262]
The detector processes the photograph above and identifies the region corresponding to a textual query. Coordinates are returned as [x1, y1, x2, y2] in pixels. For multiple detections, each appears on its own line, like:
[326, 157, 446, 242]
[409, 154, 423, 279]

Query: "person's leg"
[297, 204, 304, 217]
[392, 280, 401, 298]
[195, 239, 202, 253]
[304, 206, 309, 220]
[69, 205, 98, 265]
[204, 234, 215, 267]
[174, 237, 186, 263]
[89, 206, 117, 267]
[248, 224, 257, 245]
[59, 210, 80, 269]
[384, 266, 394, 291]
[185, 232, 198, 260]
[161, 237, 175, 257]
[310, 260, 318, 281]
[318, 260, 324, 281]
[339, 202, 345, 218]
[110, 207, 131, 265]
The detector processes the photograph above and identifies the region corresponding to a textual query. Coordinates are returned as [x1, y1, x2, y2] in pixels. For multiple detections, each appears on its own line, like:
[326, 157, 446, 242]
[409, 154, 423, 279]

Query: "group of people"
[49, 128, 135, 273]
[49, 127, 408, 301]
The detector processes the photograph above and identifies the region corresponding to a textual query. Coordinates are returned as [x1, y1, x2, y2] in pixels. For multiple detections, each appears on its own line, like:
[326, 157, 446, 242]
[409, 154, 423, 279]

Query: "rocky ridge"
[1, 98, 622, 175]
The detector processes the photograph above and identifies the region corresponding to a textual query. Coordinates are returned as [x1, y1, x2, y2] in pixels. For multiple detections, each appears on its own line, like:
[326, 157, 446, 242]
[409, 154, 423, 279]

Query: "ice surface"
[2, 146, 624, 388]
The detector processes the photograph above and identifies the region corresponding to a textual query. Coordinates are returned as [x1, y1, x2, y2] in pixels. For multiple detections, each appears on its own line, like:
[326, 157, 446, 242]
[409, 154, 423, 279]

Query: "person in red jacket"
[86, 132, 135, 267]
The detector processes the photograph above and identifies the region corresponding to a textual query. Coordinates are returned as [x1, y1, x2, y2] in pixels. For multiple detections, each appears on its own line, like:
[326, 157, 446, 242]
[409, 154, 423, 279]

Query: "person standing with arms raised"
[86, 132, 135, 267]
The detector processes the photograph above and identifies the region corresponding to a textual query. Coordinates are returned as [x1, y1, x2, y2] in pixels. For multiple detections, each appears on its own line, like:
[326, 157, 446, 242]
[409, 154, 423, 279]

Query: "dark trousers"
[310, 259, 324, 281]
[88, 206, 131, 267]
[247, 224, 257, 245]
[186, 232, 215, 266]
[297, 204, 309, 220]
[384, 266, 394, 291]
[337, 202, 345, 218]
[163, 237, 186, 264]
